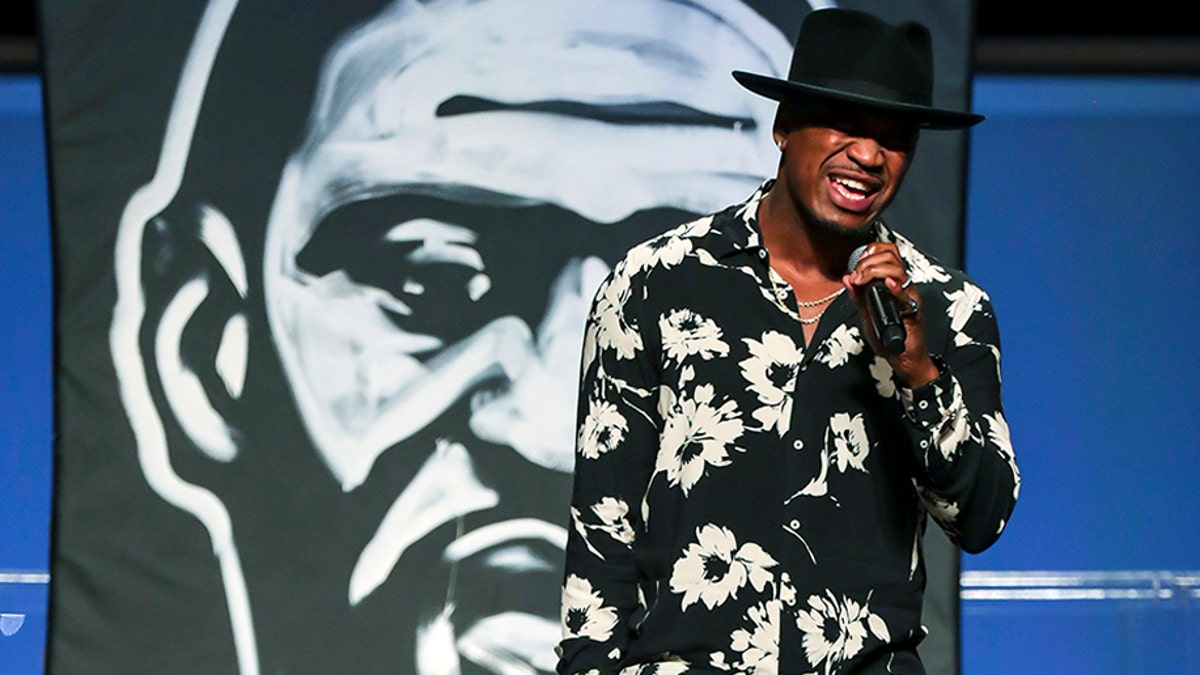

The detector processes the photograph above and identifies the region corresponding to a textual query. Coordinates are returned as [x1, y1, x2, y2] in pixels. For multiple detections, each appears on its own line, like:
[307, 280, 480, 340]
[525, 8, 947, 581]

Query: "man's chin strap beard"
[818, 218, 876, 243]
[802, 207, 879, 247]
[788, 192, 879, 246]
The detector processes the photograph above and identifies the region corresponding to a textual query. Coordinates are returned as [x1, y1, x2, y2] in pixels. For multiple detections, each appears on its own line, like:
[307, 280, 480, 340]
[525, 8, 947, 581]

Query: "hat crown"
[730, 8, 982, 129]
[788, 9, 933, 108]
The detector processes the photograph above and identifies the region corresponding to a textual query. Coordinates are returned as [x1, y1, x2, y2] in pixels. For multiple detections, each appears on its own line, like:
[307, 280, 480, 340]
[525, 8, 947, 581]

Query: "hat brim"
[732, 70, 983, 130]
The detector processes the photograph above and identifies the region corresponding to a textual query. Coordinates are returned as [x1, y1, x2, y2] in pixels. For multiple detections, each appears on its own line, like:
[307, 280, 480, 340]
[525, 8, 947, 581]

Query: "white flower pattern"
[572, 496, 636, 560]
[578, 397, 629, 460]
[868, 356, 896, 399]
[625, 215, 714, 276]
[815, 324, 863, 368]
[933, 381, 972, 461]
[660, 309, 729, 364]
[669, 524, 777, 611]
[826, 412, 870, 474]
[656, 384, 744, 495]
[591, 269, 643, 361]
[915, 481, 961, 525]
[894, 235, 951, 284]
[739, 331, 803, 436]
[945, 281, 988, 333]
[620, 660, 691, 675]
[795, 591, 890, 673]
[562, 575, 620, 643]
[592, 497, 635, 545]
[628, 233, 692, 276]
[723, 600, 781, 674]
[985, 412, 1021, 500]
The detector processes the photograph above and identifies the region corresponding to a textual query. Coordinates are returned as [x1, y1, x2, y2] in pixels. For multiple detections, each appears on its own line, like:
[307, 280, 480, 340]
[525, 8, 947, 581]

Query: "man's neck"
[757, 182, 866, 283]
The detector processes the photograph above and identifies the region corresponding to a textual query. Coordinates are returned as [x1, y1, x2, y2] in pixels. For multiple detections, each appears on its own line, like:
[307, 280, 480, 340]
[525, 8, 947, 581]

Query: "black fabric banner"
[41, 1, 975, 672]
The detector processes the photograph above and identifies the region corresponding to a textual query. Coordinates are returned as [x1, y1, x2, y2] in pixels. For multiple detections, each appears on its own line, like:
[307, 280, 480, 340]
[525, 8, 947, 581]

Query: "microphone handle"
[866, 280, 907, 355]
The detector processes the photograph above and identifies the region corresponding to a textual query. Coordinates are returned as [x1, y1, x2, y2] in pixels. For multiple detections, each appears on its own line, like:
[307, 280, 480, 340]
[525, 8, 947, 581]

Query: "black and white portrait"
[104, 1, 790, 671]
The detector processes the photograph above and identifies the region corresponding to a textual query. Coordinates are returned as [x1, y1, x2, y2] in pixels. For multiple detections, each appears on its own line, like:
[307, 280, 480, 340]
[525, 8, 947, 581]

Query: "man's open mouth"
[828, 174, 881, 212]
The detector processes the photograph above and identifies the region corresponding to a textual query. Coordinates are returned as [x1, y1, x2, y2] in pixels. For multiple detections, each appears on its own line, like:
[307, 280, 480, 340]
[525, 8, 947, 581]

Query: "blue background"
[964, 76, 1200, 572]
[1, 73, 1198, 672]
[0, 74, 53, 674]
[960, 76, 1200, 673]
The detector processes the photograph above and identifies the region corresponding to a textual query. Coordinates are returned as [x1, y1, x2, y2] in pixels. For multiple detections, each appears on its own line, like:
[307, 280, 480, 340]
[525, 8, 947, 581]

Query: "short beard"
[796, 197, 877, 246]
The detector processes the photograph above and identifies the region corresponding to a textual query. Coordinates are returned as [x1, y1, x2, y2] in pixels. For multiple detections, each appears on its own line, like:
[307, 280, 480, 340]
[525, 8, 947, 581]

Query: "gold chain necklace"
[768, 268, 844, 325]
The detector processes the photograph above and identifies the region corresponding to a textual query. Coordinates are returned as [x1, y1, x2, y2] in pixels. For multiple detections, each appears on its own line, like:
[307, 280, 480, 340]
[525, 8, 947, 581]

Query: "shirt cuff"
[898, 355, 958, 429]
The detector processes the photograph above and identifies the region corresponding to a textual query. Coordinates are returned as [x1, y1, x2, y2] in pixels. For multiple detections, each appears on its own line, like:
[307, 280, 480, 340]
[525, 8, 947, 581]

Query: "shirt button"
[918, 400, 929, 410]
[758, 249, 767, 259]
[792, 440, 804, 450]
[789, 519, 802, 530]
[920, 439, 929, 448]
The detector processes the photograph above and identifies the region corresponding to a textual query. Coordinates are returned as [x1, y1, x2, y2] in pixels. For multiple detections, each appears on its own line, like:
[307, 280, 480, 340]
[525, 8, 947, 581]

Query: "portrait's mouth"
[348, 438, 502, 605]
[416, 519, 566, 673]
[443, 518, 568, 574]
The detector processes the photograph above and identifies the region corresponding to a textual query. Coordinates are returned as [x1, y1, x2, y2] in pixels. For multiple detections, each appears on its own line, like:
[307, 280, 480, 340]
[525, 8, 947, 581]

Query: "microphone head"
[847, 244, 869, 274]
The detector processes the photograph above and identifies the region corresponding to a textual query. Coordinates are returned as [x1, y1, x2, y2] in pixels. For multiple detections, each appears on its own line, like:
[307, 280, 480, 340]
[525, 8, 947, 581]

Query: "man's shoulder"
[611, 204, 741, 281]
[886, 228, 1000, 344]
[888, 228, 986, 295]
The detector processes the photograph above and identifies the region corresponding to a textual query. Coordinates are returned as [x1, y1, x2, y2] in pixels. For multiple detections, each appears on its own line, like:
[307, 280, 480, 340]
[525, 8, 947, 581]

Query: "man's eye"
[881, 132, 918, 152]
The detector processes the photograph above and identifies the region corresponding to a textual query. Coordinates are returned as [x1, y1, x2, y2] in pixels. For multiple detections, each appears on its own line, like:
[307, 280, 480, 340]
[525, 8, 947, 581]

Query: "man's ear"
[772, 100, 798, 143]
[141, 200, 250, 462]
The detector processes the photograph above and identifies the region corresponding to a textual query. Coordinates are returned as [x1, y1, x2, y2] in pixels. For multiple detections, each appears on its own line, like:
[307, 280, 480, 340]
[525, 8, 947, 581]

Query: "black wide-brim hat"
[733, 9, 984, 130]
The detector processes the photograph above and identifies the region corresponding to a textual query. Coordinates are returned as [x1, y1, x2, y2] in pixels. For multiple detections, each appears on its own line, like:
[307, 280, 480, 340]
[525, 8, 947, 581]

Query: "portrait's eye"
[296, 195, 491, 344]
[383, 218, 490, 299]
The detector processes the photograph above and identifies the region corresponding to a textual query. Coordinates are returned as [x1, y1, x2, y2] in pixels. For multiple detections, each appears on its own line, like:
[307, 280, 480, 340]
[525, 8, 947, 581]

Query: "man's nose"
[846, 136, 885, 168]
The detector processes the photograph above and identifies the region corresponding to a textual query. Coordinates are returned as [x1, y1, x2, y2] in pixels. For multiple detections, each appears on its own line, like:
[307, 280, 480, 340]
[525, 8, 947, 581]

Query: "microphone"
[847, 245, 906, 355]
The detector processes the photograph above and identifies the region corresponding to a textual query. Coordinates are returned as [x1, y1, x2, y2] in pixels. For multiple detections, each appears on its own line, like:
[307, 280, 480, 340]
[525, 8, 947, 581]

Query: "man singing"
[557, 9, 1020, 674]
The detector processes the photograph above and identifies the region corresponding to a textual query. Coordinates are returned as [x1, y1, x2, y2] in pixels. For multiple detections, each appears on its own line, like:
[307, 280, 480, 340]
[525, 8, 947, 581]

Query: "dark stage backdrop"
[40, 1, 977, 673]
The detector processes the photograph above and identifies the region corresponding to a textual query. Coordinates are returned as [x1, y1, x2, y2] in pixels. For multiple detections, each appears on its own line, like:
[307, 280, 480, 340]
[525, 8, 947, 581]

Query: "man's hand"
[842, 243, 939, 388]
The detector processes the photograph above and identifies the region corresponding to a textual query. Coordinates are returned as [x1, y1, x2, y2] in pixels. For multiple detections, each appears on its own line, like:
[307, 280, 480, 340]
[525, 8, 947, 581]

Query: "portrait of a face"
[107, 0, 798, 672]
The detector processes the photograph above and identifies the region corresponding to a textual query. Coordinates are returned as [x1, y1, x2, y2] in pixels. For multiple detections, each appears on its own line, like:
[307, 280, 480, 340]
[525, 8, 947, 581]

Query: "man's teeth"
[833, 177, 870, 193]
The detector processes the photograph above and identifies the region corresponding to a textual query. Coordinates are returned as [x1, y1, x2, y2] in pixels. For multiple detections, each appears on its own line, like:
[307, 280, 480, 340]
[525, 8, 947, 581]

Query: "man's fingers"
[851, 246, 912, 299]
[851, 260, 905, 287]
[883, 275, 910, 298]
[842, 274, 863, 303]
[851, 249, 920, 322]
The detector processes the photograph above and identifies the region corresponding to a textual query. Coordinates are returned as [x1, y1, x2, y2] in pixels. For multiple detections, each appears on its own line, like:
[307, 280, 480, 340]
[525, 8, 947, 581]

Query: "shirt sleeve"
[557, 263, 661, 675]
[897, 286, 1020, 554]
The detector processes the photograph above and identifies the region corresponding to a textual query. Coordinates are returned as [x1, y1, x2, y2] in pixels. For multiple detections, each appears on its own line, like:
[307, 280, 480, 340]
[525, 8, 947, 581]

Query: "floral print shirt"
[557, 182, 1020, 675]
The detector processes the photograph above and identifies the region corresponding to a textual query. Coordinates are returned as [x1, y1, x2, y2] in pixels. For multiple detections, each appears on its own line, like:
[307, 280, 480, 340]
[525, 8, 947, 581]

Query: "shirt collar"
[707, 179, 770, 260]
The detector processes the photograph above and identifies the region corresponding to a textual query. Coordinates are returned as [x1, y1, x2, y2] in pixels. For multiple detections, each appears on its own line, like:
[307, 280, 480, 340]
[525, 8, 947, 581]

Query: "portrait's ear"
[139, 200, 250, 463]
